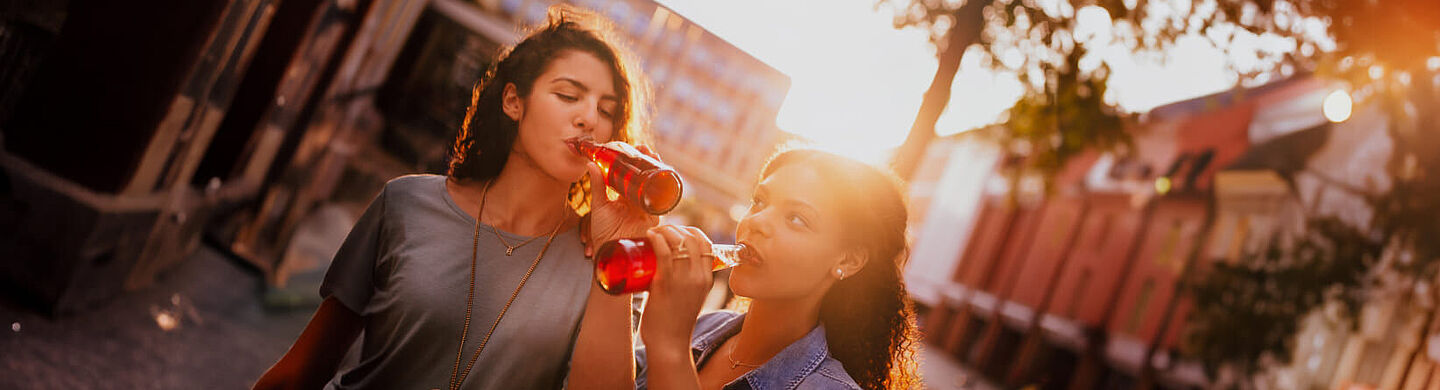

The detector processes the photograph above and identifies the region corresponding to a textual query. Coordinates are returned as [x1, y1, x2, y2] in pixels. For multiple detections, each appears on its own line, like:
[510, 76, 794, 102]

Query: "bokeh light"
[1323, 89, 1352, 123]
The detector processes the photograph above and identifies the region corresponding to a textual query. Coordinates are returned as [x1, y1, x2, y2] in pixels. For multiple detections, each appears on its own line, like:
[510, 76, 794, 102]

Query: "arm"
[567, 154, 659, 389]
[638, 226, 714, 390]
[253, 297, 364, 390]
[565, 285, 636, 390]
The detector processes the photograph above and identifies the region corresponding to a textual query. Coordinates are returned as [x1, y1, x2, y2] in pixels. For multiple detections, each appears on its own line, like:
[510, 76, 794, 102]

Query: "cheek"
[779, 228, 847, 270]
[596, 123, 617, 142]
[733, 232, 839, 297]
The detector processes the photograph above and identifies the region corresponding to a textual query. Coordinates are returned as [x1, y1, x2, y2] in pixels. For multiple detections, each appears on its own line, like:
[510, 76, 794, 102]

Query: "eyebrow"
[553, 77, 619, 102]
[783, 199, 820, 216]
[756, 183, 820, 215]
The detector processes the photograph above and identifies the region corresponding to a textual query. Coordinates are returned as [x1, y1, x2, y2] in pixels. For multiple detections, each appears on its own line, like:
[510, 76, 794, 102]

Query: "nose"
[738, 209, 771, 241]
[574, 104, 598, 132]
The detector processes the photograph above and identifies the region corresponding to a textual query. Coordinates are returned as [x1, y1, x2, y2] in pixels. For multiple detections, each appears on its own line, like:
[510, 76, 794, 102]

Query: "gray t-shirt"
[320, 174, 592, 390]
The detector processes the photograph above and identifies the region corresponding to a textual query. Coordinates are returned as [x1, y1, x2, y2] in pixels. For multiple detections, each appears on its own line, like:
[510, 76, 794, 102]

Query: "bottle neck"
[711, 244, 746, 270]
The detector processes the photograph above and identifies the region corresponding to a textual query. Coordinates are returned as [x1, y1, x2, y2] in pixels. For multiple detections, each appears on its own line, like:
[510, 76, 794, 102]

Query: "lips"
[737, 241, 765, 266]
[564, 137, 590, 165]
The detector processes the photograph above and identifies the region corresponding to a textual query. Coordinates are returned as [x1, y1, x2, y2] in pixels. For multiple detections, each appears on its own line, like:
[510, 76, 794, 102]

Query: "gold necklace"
[446, 180, 568, 390]
[725, 335, 763, 370]
[489, 225, 547, 256]
[482, 185, 567, 255]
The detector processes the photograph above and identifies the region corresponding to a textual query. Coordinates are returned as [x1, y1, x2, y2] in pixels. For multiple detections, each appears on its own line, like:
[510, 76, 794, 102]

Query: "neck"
[732, 295, 824, 365]
[463, 154, 575, 236]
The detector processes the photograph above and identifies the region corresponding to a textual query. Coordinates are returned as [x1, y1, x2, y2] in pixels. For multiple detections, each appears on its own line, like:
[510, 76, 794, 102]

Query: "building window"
[501, 0, 524, 13]
[523, 0, 552, 24]
[1126, 278, 1156, 334]
[647, 62, 670, 82]
[688, 46, 711, 67]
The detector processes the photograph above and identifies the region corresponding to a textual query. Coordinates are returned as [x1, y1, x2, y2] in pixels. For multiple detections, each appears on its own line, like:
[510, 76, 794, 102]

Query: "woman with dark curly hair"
[254, 6, 654, 390]
[629, 149, 922, 390]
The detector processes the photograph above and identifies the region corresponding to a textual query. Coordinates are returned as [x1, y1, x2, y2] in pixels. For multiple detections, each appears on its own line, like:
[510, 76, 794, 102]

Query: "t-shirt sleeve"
[319, 187, 387, 314]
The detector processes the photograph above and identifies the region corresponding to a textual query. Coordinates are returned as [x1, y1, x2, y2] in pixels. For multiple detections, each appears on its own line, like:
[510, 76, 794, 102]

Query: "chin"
[541, 160, 586, 183]
[560, 155, 591, 180]
[727, 267, 781, 299]
[726, 271, 756, 298]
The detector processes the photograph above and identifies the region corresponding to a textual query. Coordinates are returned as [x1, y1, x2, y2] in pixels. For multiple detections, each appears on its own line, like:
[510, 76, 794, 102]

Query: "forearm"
[566, 284, 636, 390]
[642, 345, 702, 390]
[254, 297, 362, 390]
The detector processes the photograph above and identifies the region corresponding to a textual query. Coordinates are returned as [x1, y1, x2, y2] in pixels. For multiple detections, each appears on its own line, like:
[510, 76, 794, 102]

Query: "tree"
[1185, 218, 1381, 387]
[878, 0, 1234, 182]
[879, 0, 1437, 184]
[881, 0, 990, 181]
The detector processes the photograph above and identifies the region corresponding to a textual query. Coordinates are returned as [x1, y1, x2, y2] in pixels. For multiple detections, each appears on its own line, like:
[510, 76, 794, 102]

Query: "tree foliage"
[881, 0, 1438, 182]
[1184, 217, 1382, 378]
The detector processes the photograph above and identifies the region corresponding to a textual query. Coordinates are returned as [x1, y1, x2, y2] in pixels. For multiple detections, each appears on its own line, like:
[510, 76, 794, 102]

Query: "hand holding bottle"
[583, 143, 663, 258]
[639, 225, 715, 352]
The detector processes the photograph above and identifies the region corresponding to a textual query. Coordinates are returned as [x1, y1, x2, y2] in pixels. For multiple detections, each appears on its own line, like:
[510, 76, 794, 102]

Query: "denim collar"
[689, 313, 834, 390]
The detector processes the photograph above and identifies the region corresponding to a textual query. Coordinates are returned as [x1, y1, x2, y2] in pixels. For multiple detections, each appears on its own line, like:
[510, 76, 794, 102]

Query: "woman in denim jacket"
[633, 149, 922, 390]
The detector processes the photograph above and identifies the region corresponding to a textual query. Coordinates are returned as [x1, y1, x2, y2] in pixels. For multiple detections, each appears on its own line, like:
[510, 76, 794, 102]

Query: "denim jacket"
[634, 311, 861, 390]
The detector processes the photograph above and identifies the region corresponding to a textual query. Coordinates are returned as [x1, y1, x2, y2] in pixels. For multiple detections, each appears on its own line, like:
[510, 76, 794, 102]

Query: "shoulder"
[694, 310, 742, 329]
[692, 310, 742, 338]
[371, 174, 451, 209]
[381, 174, 445, 195]
[797, 357, 862, 390]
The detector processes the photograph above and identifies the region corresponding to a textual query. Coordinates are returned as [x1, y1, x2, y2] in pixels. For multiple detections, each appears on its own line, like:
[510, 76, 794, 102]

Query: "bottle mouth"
[736, 243, 762, 266]
[638, 170, 683, 215]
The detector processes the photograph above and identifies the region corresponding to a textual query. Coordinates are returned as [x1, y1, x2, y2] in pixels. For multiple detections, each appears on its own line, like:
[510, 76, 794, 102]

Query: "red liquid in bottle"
[567, 139, 683, 215]
[593, 238, 747, 294]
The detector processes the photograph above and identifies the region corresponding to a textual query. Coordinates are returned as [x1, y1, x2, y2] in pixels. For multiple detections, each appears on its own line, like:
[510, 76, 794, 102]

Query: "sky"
[654, 0, 1246, 165]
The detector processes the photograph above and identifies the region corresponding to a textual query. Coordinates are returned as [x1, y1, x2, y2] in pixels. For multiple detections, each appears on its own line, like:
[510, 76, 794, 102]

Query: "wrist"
[644, 342, 695, 367]
[641, 325, 693, 351]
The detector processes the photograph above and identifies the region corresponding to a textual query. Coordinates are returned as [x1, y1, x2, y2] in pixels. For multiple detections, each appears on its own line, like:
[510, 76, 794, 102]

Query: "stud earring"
[834, 268, 845, 280]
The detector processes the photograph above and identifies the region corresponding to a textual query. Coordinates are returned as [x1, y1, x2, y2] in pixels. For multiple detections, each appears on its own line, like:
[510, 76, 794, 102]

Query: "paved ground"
[919, 344, 1001, 390]
[0, 246, 313, 390]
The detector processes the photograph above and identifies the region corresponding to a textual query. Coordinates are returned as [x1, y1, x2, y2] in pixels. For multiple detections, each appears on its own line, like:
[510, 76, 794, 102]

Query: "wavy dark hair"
[758, 149, 921, 390]
[446, 5, 648, 214]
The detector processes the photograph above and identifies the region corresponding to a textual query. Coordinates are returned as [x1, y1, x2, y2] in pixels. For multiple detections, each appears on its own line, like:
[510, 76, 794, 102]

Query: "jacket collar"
[689, 313, 833, 390]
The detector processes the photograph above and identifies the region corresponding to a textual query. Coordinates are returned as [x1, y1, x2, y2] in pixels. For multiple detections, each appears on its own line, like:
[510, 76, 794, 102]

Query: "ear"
[834, 249, 869, 280]
[501, 82, 524, 121]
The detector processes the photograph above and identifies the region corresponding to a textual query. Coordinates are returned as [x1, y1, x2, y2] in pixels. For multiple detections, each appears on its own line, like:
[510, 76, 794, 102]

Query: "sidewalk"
[0, 246, 313, 389]
[919, 343, 1002, 390]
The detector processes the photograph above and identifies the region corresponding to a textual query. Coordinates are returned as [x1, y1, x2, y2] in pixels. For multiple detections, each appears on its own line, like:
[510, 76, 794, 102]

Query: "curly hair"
[759, 149, 922, 390]
[446, 5, 649, 214]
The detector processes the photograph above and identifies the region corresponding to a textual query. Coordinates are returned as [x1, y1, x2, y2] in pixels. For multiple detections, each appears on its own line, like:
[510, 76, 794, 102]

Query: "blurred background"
[0, 0, 1436, 389]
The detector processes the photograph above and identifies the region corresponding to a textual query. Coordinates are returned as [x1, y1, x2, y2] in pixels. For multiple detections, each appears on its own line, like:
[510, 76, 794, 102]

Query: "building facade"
[907, 76, 1386, 390]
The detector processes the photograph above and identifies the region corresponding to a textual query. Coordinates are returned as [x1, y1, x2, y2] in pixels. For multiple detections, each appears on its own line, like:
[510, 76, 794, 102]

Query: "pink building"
[909, 76, 1344, 389]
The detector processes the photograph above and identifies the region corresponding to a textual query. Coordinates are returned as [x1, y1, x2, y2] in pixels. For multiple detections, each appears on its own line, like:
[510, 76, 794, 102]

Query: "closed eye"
[555, 93, 578, 102]
[788, 214, 809, 229]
